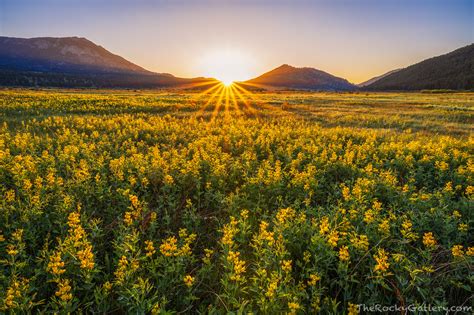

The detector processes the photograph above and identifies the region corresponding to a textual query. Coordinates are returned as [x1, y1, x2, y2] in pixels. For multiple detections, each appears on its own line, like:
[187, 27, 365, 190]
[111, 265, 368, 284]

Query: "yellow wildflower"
[129, 194, 139, 208]
[4, 285, 17, 308]
[6, 244, 18, 256]
[4, 278, 29, 309]
[281, 259, 292, 273]
[11, 229, 23, 241]
[160, 236, 178, 257]
[183, 275, 194, 287]
[319, 216, 330, 235]
[276, 207, 296, 226]
[227, 250, 246, 282]
[327, 230, 339, 247]
[123, 211, 133, 226]
[364, 210, 375, 224]
[55, 279, 72, 302]
[48, 251, 66, 276]
[378, 219, 390, 235]
[178, 232, 196, 256]
[372, 200, 382, 211]
[130, 258, 139, 271]
[151, 303, 161, 315]
[348, 302, 359, 315]
[308, 273, 321, 286]
[452, 245, 464, 258]
[240, 209, 249, 220]
[444, 182, 453, 192]
[422, 232, 437, 249]
[466, 186, 474, 196]
[67, 211, 81, 228]
[22, 179, 32, 191]
[4, 282, 19, 308]
[164, 174, 174, 185]
[77, 244, 95, 270]
[221, 216, 238, 246]
[339, 246, 350, 262]
[203, 248, 213, 264]
[67, 211, 85, 246]
[288, 301, 300, 314]
[103, 281, 113, 291]
[458, 223, 468, 233]
[341, 185, 351, 201]
[266, 274, 279, 299]
[145, 240, 156, 257]
[401, 219, 418, 241]
[374, 248, 390, 273]
[351, 234, 369, 251]
[256, 220, 274, 245]
[114, 256, 128, 284]
[5, 189, 15, 202]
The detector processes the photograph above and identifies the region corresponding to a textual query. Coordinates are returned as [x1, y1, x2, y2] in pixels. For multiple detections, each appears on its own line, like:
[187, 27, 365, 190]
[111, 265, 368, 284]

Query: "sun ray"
[232, 83, 261, 113]
[232, 83, 264, 109]
[196, 84, 225, 118]
[230, 85, 255, 116]
[188, 82, 222, 109]
[211, 86, 226, 121]
[233, 83, 281, 113]
[228, 85, 242, 117]
[180, 79, 222, 90]
[197, 83, 222, 99]
[192, 80, 274, 120]
[224, 86, 231, 119]
[195, 81, 223, 97]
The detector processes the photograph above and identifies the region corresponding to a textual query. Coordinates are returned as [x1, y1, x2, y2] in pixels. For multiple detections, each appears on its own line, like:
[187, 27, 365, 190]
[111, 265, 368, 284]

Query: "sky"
[1, 0, 472, 83]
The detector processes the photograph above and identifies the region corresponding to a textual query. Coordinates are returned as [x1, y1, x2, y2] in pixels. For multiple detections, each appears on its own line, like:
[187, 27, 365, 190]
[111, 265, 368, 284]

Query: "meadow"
[0, 88, 473, 314]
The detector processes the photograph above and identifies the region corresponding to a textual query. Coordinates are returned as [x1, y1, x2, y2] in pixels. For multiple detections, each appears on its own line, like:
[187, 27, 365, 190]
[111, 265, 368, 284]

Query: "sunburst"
[186, 80, 265, 120]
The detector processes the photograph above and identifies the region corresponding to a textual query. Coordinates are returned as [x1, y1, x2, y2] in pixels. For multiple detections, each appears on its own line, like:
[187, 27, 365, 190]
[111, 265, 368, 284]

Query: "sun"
[198, 49, 255, 86]
[221, 78, 234, 86]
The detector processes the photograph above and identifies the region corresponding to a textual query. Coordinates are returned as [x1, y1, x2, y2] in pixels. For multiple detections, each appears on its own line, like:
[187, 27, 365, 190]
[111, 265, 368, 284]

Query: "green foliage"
[0, 89, 473, 313]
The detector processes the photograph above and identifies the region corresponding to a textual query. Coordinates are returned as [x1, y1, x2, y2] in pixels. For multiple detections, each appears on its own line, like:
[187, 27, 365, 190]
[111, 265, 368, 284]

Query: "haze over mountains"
[0, 36, 472, 91]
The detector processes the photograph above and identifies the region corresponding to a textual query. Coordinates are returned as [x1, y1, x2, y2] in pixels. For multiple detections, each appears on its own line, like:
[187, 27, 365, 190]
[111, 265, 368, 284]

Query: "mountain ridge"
[1, 36, 472, 90]
[365, 44, 474, 90]
[358, 69, 401, 87]
[0, 36, 153, 74]
[0, 36, 215, 88]
[245, 64, 356, 91]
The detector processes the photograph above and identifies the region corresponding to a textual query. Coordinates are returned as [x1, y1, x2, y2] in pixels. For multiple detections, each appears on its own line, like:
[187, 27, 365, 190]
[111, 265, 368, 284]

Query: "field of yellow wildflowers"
[0, 89, 473, 313]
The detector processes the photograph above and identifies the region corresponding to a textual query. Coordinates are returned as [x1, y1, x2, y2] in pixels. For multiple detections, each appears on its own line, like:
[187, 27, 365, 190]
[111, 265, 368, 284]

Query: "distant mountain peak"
[0, 36, 151, 74]
[0, 35, 214, 88]
[246, 64, 355, 91]
[277, 64, 294, 69]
